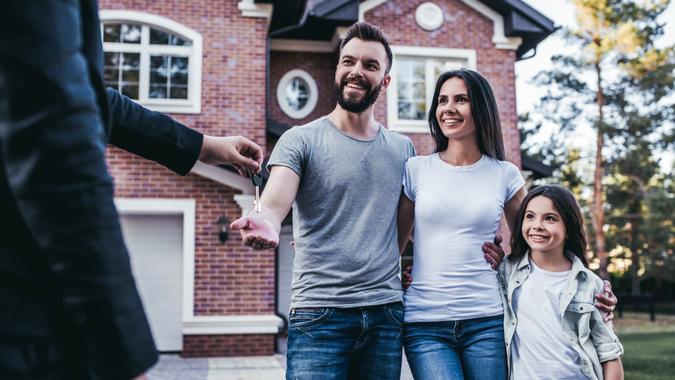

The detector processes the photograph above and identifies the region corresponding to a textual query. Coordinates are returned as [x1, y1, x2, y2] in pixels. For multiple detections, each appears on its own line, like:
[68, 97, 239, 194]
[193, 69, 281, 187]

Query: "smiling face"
[435, 77, 477, 142]
[334, 38, 390, 113]
[521, 195, 567, 257]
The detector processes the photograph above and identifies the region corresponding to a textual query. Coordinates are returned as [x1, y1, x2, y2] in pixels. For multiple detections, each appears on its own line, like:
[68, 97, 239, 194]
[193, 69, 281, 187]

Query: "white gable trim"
[114, 198, 197, 329]
[359, 0, 389, 21]
[238, 0, 274, 19]
[359, 0, 522, 51]
[190, 161, 254, 195]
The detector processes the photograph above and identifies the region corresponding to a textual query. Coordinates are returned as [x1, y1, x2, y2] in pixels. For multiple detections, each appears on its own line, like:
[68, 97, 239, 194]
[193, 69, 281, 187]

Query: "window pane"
[171, 57, 188, 71]
[149, 85, 168, 99]
[284, 77, 309, 111]
[169, 86, 188, 99]
[413, 82, 425, 100]
[103, 52, 140, 99]
[121, 84, 139, 99]
[398, 102, 412, 120]
[412, 61, 425, 81]
[172, 72, 188, 85]
[103, 24, 121, 43]
[397, 80, 411, 102]
[121, 23, 141, 44]
[103, 52, 119, 84]
[414, 102, 426, 120]
[150, 28, 191, 46]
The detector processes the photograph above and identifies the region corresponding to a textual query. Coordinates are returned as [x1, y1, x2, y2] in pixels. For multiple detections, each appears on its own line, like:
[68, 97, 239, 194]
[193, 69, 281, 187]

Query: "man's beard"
[335, 76, 383, 113]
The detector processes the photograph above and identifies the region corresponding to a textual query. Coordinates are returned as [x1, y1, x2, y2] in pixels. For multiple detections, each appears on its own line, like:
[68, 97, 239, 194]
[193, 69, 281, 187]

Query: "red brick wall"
[99, 0, 275, 356]
[269, 51, 338, 127]
[183, 334, 274, 357]
[366, 0, 521, 165]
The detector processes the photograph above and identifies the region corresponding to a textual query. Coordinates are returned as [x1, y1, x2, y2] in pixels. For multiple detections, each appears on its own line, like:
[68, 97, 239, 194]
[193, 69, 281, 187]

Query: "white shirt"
[512, 259, 588, 379]
[402, 154, 525, 322]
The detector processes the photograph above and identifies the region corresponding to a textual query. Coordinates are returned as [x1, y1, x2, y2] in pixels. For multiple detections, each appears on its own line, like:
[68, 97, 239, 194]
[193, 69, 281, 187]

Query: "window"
[100, 11, 202, 114]
[277, 69, 318, 119]
[387, 46, 476, 133]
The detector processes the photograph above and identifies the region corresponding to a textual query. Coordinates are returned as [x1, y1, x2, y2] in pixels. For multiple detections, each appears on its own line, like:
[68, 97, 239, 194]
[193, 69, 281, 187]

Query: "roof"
[259, 0, 557, 59]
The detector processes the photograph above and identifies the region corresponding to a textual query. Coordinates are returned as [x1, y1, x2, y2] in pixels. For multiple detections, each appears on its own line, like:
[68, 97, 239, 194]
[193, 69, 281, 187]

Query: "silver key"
[252, 172, 263, 213]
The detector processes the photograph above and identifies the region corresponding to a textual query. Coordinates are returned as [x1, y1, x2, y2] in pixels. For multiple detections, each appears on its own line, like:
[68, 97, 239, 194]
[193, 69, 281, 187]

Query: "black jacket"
[0, 1, 202, 378]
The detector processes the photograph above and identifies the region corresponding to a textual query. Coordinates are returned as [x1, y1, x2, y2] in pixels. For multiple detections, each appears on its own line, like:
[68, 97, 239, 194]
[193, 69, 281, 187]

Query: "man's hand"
[230, 214, 280, 249]
[199, 135, 263, 175]
[402, 264, 413, 291]
[595, 280, 618, 323]
[482, 235, 505, 270]
[132, 374, 147, 380]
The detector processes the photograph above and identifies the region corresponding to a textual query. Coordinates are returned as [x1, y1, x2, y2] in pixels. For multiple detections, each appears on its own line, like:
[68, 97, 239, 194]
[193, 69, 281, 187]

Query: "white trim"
[359, 0, 522, 51]
[387, 46, 476, 133]
[359, 0, 388, 21]
[271, 39, 336, 53]
[460, 0, 522, 50]
[415, 2, 444, 31]
[238, 0, 274, 19]
[183, 315, 283, 335]
[276, 69, 319, 119]
[115, 198, 197, 328]
[100, 10, 203, 114]
[190, 161, 254, 195]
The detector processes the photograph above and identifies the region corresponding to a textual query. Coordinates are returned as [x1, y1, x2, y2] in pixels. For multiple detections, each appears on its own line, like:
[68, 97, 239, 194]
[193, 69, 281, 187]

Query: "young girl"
[397, 69, 526, 379]
[500, 185, 624, 379]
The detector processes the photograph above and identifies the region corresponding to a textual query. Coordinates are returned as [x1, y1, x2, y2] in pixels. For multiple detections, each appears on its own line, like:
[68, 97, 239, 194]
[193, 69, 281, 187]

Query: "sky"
[515, 0, 675, 169]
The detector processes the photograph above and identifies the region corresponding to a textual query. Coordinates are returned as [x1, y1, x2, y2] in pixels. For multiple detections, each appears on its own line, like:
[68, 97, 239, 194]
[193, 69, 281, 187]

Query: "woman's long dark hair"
[428, 69, 505, 160]
[510, 185, 589, 267]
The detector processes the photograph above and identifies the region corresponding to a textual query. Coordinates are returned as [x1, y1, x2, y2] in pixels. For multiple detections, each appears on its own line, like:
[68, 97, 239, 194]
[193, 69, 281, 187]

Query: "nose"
[440, 101, 457, 114]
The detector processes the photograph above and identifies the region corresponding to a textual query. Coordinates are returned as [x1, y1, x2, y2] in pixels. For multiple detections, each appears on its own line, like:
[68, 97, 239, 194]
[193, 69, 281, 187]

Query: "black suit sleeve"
[0, 2, 157, 378]
[107, 88, 203, 175]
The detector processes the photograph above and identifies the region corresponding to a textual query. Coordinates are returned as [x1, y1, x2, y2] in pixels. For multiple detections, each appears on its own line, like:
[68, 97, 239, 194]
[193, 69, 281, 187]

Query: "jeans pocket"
[385, 303, 404, 327]
[289, 308, 332, 328]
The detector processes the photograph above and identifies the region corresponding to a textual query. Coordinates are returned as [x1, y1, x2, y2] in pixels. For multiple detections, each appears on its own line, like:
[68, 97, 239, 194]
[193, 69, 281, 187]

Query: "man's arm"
[107, 89, 262, 175]
[602, 358, 624, 380]
[230, 166, 300, 249]
[397, 190, 414, 254]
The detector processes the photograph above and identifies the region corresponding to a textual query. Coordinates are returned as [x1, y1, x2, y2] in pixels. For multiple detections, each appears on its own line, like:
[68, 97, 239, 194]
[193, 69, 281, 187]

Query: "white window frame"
[277, 69, 319, 119]
[387, 46, 477, 133]
[100, 10, 202, 114]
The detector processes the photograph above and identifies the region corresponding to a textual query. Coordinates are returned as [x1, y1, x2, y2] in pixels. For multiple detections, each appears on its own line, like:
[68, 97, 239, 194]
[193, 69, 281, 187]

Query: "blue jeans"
[403, 314, 507, 380]
[286, 302, 403, 380]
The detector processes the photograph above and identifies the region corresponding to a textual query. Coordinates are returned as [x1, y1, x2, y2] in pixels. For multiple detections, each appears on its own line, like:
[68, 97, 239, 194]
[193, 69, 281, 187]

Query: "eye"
[366, 63, 379, 70]
[545, 215, 558, 222]
[525, 213, 534, 220]
[438, 97, 448, 104]
[457, 96, 468, 104]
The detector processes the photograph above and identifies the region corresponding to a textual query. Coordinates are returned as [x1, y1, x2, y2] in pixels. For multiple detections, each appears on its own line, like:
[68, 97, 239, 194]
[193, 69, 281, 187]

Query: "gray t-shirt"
[268, 117, 415, 309]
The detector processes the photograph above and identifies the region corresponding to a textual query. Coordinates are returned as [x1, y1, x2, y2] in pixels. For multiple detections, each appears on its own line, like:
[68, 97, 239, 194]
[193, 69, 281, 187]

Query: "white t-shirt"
[403, 154, 525, 322]
[512, 259, 587, 379]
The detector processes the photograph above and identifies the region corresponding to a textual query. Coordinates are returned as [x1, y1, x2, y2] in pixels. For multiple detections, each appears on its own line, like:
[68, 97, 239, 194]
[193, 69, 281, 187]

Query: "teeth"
[529, 235, 547, 241]
[443, 120, 461, 125]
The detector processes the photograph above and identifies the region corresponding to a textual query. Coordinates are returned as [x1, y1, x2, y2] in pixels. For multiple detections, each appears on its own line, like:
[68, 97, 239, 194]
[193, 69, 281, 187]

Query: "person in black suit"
[0, 1, 262, 379]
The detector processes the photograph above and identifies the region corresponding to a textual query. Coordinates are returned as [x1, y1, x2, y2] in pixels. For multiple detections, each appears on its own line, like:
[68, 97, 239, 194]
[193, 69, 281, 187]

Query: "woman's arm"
[602, 358, 624, 380]
[397, 190, 415, 254]
[504, 186, 527, 234]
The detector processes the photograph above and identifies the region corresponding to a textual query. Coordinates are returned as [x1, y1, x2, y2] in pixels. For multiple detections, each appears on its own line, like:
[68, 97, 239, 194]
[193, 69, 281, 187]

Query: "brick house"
[98, 0, 555, 357]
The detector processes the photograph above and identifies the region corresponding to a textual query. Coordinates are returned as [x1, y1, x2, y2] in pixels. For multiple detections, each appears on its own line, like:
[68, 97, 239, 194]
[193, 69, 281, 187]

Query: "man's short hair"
[339, 22, 393, 74]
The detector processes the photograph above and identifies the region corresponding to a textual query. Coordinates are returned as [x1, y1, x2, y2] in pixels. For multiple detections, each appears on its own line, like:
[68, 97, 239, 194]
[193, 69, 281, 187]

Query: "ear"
[381, 74, 391, 91]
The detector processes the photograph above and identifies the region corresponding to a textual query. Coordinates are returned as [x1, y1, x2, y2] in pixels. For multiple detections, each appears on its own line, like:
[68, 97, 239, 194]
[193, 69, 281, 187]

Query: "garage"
[119, 214, 184, 352]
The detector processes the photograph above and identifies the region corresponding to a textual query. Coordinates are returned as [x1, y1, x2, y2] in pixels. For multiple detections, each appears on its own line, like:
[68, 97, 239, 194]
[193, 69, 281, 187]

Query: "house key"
[252, 172, 263, 214]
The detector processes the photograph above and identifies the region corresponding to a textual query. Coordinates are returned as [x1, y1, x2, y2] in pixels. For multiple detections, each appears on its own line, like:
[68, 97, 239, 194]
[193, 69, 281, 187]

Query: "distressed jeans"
[403, 314, 507, 380]
[285, 302, 403, 380]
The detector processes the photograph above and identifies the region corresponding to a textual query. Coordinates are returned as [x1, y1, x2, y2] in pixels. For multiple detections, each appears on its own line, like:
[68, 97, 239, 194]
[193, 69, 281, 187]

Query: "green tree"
[528, 0, 673, 279]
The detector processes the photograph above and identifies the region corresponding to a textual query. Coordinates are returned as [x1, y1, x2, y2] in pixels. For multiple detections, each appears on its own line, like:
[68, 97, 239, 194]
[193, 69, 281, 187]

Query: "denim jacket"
[498, 252, 623, 380]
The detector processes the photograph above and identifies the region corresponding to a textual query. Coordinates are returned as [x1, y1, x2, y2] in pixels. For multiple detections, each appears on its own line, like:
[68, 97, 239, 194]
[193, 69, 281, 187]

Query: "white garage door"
[120, 214, 183, 352]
